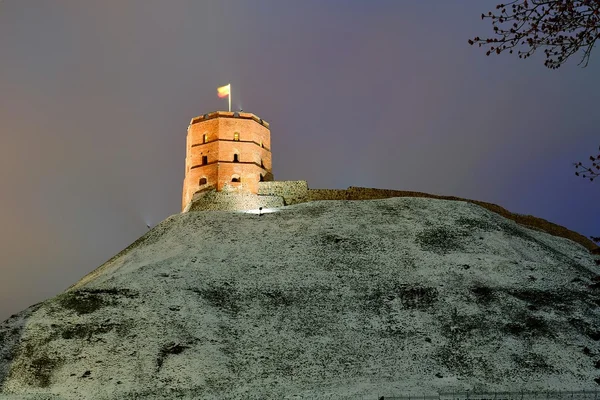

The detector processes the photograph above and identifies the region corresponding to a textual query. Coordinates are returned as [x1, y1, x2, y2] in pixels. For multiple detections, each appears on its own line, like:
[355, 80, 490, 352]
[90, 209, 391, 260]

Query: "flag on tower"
[217, 84, 230, 98]
[217, 83, 231, 111]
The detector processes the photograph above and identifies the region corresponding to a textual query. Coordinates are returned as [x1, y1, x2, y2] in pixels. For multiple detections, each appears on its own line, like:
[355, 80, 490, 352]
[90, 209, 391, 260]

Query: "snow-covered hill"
[1, 197, 599, 399]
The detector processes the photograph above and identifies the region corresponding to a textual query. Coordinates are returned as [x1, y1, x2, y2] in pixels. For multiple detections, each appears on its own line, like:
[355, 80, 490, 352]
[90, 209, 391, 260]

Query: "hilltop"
[0, 197, 599, 399]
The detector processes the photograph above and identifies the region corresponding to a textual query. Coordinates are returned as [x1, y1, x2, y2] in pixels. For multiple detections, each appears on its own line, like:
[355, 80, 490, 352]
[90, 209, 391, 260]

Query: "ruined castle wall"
[186, 179, 599, 252]
[257, 181, 309, 205]
[306, 189, 349, 202]
[188, 190, 284, 212]
[345, 186, 462, 200]
[256, 182, 420, 205]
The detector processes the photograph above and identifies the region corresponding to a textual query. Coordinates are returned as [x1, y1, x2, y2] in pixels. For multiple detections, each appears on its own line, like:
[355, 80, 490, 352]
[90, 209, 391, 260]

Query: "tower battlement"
[189, 111, 270, 129]
[182, 111, 273, 210]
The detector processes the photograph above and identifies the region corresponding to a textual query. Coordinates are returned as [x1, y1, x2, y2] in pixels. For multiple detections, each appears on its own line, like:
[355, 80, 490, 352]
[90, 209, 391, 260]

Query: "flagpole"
[228, 84, 231, 112]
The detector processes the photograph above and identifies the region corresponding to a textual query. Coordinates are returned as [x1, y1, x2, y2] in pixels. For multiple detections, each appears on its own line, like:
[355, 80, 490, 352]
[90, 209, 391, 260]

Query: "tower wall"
[182, 112, 273, 210]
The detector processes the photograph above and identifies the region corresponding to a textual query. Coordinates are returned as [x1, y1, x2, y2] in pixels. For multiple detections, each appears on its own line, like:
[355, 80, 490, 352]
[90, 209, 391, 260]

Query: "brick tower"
[182, 111, 273, 210]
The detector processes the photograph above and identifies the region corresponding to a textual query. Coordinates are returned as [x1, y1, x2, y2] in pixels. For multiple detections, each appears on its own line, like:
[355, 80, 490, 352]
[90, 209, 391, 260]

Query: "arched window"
[233, 154, 239, 163]
[202, 155, 208, 165]
[203, 134, 208, 144]
[260, 159, 264, 168]
[233, 132, 239, 141]
[199, 177, 207, 185]
[231, 176, 241, 183]
[259, 174, 264, 182]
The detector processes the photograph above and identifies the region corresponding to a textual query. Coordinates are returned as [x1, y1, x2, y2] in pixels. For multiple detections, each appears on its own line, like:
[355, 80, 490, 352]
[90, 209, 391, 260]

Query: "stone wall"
[255, 181, 439, 204]
[257, 181, 309, 205]
[186, 182, 598, 251]
[256, 182, 456, 205]
[306, 189, 348, 202]
[187, 189, 284, 212]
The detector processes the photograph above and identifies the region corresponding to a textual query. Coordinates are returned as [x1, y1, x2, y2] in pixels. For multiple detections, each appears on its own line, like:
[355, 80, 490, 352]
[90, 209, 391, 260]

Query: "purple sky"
[0, 1, 598, 321]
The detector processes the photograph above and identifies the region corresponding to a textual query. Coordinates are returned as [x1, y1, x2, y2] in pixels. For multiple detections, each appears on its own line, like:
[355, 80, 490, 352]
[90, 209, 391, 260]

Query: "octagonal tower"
[182, 111, 273, 210]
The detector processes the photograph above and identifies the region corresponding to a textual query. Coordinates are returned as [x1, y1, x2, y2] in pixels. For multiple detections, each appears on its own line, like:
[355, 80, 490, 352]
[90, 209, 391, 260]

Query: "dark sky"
[0, 1, 598, 321]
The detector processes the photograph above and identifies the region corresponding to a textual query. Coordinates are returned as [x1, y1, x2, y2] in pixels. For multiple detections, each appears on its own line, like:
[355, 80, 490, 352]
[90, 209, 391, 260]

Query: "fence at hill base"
[380, 390, 599, 400]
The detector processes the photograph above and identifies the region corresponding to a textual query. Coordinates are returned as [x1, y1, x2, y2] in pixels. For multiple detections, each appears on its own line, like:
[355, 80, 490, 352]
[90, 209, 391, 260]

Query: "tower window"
[233, 132, 239, 141]
[202, 155, 208, 165]
[260, 174, 264, 182]
[260, 159, 264, 168]
[203, 134, 208, 143]
[260, 141, 264, 148]
[232, 176, 240, 183]
[233, 154, 239, 163]
[199, 177, 207, 185]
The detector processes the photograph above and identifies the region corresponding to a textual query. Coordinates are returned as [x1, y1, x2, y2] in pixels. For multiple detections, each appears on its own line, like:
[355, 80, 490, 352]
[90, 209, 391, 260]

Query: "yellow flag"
[217, 84, 230, 98]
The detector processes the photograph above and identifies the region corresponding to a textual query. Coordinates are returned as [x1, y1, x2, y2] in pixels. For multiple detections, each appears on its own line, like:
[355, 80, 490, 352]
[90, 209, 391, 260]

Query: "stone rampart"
[257, 181, 309, 205]
[306, 189, 348, 202]
[187, 189, 284, 212]
[186, 182, 597, 251]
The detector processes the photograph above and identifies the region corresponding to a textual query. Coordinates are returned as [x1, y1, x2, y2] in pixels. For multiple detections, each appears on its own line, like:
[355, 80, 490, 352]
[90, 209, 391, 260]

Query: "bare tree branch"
[574, 145, 600, 181]
[470, 0, 600, 69]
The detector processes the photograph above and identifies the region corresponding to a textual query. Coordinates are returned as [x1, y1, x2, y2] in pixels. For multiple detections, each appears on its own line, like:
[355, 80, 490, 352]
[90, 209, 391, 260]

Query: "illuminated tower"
[182, 111, 273, 210]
